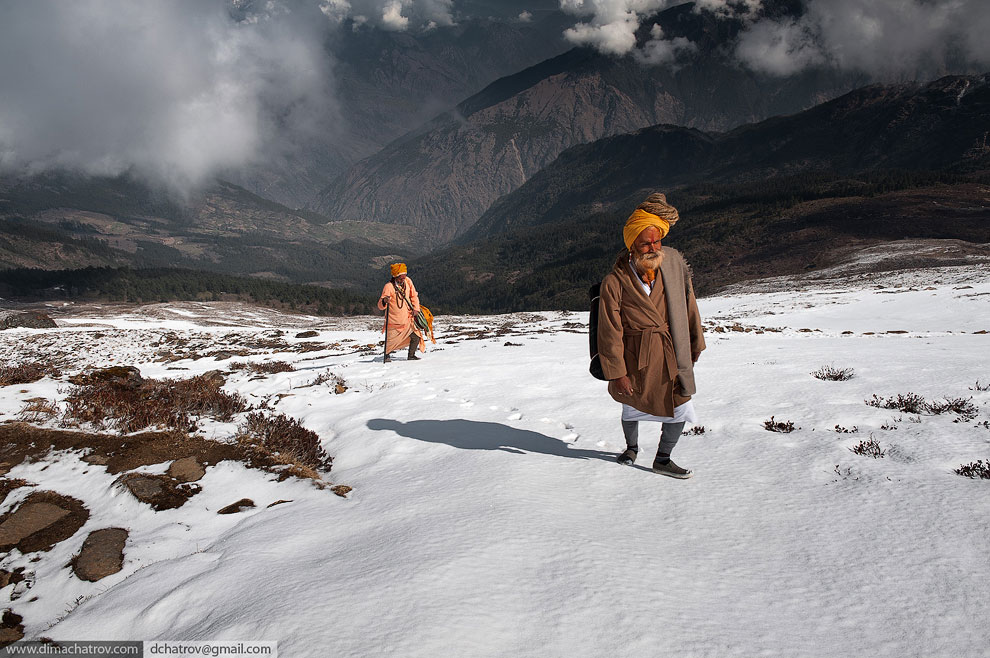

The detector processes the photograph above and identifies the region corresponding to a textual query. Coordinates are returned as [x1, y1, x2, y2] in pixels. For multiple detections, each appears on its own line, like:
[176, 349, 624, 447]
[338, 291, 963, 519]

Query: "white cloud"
[0, 0, 336, 191]
[558, 0, 990, 75]
[634, 24, 695, 66]
[735, 17, 825, 76]
[518, 11, 533, 23]
[736, 0, 990, 77]
[381, 0, 411, 30]
[326, 0, 454, 31]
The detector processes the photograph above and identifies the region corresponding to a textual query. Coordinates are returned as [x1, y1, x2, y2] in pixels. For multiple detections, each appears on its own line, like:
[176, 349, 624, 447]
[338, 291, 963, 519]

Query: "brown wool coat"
[598, 248, 706, 417]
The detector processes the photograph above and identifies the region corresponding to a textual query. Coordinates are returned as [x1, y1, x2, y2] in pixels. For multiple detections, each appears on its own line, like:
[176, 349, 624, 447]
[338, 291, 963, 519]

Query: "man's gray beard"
[632, 250, 662, 273]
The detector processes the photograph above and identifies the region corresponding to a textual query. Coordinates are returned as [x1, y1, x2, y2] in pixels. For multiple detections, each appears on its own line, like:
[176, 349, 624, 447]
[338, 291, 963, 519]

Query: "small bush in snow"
[812, 365, 855, 381]
[929, 397, 978, 421]
[231, 360, 295, 375]
[970, 380, 990, 392]
[834, 424, 859, 433]
[237, 412, 333, 476]
[0, 362, 61, 386]
[18, 398, 59, 423]
[684, 426, 706, 435]
[764, 416, 798, 433]
[866, 393, 930, 415]
[954, 460, 990, 479]
[850, 436, 886, 459]
[63, 370, 247, 433]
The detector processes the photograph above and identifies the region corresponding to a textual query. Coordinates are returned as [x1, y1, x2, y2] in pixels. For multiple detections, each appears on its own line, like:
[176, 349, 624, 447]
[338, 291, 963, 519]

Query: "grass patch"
[763, 416, 798, 433]
[230, 361, 296, 374]
[0, 362, 61, 386]
[866, 393, 929, 415]
[236, 412, 332, 478]
[850, 436, 886, 459]
[62, 368, 247, 433]
[955, 460, 990, 479]
[866, 393, 978, 420]
[811, 365, 855, 381]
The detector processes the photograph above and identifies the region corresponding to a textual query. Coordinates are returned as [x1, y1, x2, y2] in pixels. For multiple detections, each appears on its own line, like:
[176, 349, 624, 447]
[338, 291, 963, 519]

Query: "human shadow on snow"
[366, 418, 612, 462]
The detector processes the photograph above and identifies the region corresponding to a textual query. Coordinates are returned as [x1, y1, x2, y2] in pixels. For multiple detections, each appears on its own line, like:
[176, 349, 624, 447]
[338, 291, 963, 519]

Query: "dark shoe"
[652, 459, 693, 479]
[407, 354, 420, 360]
[383, 354, 392, 363]
[616, 447, 638, 466]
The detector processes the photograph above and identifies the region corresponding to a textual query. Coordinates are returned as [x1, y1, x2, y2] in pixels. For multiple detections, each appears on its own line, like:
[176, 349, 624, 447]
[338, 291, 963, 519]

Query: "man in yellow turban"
[596, 192, 706, 478]
[378, 263, 425, 362]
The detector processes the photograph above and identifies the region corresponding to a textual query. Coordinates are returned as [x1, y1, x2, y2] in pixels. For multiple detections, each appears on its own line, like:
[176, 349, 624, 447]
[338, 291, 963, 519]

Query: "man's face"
[632, 226, 662, 270]
[395, 273, 407, 283]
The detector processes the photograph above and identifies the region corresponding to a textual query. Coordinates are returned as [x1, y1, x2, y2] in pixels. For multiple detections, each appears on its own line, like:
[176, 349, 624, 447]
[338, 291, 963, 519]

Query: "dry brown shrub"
[62, 370, 248, 433]
[850, 436, 886, 459]
[955, 460, 990, 479]
[0, 362, 61, 386]
[18, 398, 59, 423]
[229, 361, 296, 374]
[236, 412, 332, 475]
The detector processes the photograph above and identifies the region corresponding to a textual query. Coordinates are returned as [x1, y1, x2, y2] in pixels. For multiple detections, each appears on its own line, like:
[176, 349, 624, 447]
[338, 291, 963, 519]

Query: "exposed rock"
[0, 491, 89, 553]
[0, 311, 57, 330]
[217, 498, 255, 514]
[68, 366, 144, 390]
[0, 503, 69, 547]
[295, 330, 319, 338]
[0, 610, 24, 647]
[71, 528, 128, 582]
[330, 485, 352, 498]
[267, 499, 292, 508]
[0, 478, 32, 505]
[117, 473, 200, 511]
[81, 454, 109, 466]
[0, 568, 25, 589]
[167, 457, 206, 483]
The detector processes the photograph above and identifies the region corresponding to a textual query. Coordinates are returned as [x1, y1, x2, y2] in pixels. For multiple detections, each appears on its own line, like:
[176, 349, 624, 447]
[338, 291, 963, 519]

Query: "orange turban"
[390, 263, 407, 277]
[622, 193, 679, 249]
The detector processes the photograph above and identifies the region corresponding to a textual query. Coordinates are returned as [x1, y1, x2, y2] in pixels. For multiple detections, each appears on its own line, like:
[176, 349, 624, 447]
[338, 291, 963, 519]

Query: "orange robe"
[377, 277, 425, 353]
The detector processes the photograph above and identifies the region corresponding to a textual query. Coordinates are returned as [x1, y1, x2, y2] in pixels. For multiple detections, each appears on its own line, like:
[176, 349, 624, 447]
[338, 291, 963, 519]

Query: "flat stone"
[118, 473, 198, 511]
[72, 528, 128, 582]
[0, 503, 70, 548]
[167, 457, 206, 483]
[217, 498, 255, 514]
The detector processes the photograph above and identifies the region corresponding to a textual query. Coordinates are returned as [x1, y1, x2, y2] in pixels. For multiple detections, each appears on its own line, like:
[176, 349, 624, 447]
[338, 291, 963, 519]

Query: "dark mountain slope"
[313, 2, 866, 243]
[408, 75, 990, 312]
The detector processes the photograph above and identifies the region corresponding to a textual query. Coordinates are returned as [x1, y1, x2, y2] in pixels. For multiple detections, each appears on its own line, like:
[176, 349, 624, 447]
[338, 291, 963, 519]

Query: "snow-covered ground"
[2, 253, 989, 657]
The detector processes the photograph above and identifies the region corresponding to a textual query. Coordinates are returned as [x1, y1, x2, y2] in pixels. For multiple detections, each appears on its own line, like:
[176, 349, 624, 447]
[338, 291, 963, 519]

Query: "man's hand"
[381, 295, 390, 305]
[612, 375, 634, 396]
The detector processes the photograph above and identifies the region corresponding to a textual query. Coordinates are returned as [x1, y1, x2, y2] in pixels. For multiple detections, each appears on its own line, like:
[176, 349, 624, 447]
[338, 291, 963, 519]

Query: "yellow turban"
[390, 263, 407, 277]
[622, 193, 679, 249]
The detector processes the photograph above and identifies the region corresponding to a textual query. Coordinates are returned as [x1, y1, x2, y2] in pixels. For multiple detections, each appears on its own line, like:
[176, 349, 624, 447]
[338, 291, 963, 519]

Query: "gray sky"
[1, 0, 987, 192]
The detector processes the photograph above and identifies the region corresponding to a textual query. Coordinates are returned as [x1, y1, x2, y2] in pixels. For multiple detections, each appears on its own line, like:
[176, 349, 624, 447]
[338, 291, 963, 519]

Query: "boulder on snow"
[117, 473, 200, 511]
[71, 528, 128, 582]
[69, 366, 144, 390]
[167, 457, 207, 483]
[0, 311, 57, 330]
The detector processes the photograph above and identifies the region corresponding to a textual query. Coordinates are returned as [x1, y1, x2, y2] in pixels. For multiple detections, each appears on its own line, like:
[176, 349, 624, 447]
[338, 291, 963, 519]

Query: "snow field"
[0, 265, 988, 657]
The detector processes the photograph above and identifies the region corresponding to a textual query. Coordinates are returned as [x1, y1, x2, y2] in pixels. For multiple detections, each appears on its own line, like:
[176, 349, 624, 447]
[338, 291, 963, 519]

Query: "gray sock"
[656, 421, 685, 463]
[621, 420, 639, 451]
